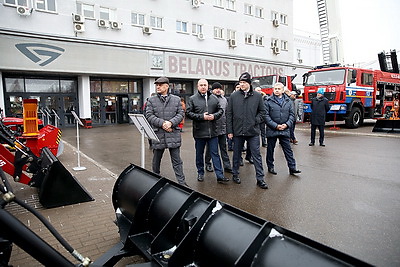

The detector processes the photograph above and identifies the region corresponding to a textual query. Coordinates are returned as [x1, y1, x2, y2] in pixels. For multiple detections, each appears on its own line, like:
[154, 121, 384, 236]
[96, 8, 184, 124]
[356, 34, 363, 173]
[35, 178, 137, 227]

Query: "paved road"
[57, 119, 400, 266]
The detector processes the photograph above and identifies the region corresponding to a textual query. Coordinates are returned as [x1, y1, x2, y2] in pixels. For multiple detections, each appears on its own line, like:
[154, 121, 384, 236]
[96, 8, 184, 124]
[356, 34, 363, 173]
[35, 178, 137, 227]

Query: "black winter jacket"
[226, 89, 266, 137]
[264, 94, 295, 138]
[310, 96, 330, 125]
[145, 94, 184, 149]
[186, 91, 223, 138]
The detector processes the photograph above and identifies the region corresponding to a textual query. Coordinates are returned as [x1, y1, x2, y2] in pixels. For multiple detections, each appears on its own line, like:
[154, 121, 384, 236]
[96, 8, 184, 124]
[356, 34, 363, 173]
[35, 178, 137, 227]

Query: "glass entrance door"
[117, 95, 129, 123]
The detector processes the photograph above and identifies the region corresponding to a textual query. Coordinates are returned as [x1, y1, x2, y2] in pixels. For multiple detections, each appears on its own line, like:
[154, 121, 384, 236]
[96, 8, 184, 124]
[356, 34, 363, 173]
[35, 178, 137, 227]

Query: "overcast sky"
[293, 0, 400, 68]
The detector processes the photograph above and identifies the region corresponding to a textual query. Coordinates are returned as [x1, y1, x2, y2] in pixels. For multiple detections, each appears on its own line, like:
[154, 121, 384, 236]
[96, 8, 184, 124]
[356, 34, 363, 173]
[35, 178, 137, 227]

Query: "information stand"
[128, 114, 159, 168]
[71, 111, 86, 171]
[329, 105, 341, 130]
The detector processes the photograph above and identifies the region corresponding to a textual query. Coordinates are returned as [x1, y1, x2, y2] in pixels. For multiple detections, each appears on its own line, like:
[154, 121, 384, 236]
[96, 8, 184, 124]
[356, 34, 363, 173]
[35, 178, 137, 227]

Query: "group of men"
[145, 72, 311, 189]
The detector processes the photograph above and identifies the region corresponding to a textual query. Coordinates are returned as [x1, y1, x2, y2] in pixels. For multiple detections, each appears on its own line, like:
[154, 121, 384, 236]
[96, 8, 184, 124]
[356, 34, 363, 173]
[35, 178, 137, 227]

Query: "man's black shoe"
[197, 174, 204, 182]
[232, 175, 241, 184]
[206, 164, 213, 172]
[320, 143, 325, 147]
[257, 180, 268, 189]
[268, 168, 277, 175]
[224, 168, 233, 173]
[262, 144, 267, 147]
[289, 169, 301, 175]
[245, 157, 254, 164]
[240, 159, 244, 166]
[309, 142, 315, 146]
[217, 177, 230, 183]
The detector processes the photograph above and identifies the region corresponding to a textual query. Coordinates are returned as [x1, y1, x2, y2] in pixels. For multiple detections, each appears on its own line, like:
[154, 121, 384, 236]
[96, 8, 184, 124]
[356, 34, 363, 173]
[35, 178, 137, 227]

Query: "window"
[361, 73, 373, 85]
[226, 0, 235, 10]
[281, 40, 288, 50]
[192, 23, 203, 35]
[255, 6, 263, 18]
[150, 15, 163, 29]
[214, 0, 223, 7]
[245, 33, 253, 44]
[244, 3, 252, 15]
[4, 0, 28, 6]
[271, 38, 279, 48]
[99, 7, 112, 20]
[227, 29, 236, 40]
[280, 13, 287, 24]
[76, 3, 94, 19]
[271, 11, 278, 20]
[131, 12, 145, 26]
[255, 35, 264, 46]
[214, 27, 224, 39]
[176, 20, 188, 33]
[35, 0, 56, 12]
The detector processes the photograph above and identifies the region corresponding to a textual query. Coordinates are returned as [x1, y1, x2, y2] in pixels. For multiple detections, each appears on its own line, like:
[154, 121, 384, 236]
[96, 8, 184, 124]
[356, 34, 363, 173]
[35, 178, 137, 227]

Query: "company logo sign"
[15, 43, 65, 66]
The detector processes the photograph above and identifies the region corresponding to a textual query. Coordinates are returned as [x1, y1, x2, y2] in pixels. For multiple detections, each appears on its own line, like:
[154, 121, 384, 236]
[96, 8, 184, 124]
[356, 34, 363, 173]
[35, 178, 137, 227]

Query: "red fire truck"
[252, 74, 299, 96]
[302, 65, 400, 128]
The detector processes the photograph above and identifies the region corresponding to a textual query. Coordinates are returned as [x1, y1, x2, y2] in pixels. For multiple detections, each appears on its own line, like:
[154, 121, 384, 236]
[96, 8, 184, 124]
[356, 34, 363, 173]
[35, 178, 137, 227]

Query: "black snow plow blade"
[372, 119, 400, 133]
[38, 147, 94, 208]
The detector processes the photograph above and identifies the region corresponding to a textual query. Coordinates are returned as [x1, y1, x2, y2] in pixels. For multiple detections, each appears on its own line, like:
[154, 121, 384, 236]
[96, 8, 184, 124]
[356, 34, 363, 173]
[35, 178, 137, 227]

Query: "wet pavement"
[6, 119, 400, 266]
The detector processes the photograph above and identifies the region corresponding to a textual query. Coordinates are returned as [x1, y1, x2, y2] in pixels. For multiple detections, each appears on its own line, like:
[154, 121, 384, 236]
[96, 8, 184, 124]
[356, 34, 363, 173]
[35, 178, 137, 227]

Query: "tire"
[345, 107, 362, 128]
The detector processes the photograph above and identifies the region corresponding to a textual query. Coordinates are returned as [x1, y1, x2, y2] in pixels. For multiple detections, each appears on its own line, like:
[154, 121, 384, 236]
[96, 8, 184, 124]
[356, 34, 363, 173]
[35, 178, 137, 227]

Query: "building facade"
[0, 0, 316, 126]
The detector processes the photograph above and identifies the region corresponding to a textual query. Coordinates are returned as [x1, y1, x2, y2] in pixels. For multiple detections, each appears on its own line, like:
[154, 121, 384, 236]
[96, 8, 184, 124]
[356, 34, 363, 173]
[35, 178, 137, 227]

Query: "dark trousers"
[260, 122, 267, 146]
[266, 136, 296, 170]
[195, 137, 223, 178]
[152, 147, 185, 183]
[290, 122, 296, 141]
[232, 135, 264, 181]
[205, 134, 232, 169]
[311, 124, 324, 144]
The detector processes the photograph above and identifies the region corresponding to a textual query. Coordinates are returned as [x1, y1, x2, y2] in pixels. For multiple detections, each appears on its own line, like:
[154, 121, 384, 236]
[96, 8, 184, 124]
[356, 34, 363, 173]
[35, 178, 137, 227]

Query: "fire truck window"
[361, 73, 373, 85]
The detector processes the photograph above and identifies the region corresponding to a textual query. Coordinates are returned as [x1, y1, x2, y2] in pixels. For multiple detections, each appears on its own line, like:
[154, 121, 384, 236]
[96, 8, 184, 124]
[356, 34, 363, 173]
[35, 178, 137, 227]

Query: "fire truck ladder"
[317, 0, 330, 64]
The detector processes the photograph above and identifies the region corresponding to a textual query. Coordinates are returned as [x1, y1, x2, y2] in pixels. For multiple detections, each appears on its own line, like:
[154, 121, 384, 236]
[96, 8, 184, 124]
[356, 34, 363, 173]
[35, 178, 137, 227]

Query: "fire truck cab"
[302, 65, 400, 128]
[252, 74, 299, 96]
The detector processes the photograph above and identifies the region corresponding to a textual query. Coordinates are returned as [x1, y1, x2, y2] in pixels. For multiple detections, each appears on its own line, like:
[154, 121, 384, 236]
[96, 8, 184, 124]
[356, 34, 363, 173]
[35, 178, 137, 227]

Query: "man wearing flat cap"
[226, 72, 268, 189]
[145, 76, 188, 186]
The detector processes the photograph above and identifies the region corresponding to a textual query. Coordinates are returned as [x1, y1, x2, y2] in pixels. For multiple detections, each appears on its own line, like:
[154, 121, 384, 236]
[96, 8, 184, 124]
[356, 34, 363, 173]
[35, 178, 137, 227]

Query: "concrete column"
[78, 75, 91, 119]
[143, 78, 156, 100]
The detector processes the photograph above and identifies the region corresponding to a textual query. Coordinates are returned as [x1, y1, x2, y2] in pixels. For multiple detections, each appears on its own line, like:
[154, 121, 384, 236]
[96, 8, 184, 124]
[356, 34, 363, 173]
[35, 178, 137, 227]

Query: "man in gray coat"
[145, 77, 187, 186]
[264, 82, 301, 176]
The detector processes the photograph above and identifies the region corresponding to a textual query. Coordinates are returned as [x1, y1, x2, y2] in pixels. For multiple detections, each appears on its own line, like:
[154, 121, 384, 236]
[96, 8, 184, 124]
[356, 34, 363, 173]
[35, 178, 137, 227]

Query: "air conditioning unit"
[72, 13, 84, 23]
[98, 19, 108, 28]
[228, 39, 237, 48]
[142, 26, 153, 34]
[197, 33, 204, 40]
[272, 19, 280, 27]
[272, 46, 280, 54]
[298, 58, 303, 63]
[192, 0, 200, 8]
[16, 6, 32, 16]
[74, 22, 85, 33]
[110, 21, 122, 30]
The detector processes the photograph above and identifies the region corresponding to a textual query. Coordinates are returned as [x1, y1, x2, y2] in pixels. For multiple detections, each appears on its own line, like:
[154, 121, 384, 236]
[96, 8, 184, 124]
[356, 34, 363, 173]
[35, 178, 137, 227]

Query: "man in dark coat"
[145, 76, 187, 186]
[204, 82, 233, 173]
[264, 82, 301, 176]
[226, 72, 268, 189]
[309, 88, 330, 146]
[186, 78, 229, 184]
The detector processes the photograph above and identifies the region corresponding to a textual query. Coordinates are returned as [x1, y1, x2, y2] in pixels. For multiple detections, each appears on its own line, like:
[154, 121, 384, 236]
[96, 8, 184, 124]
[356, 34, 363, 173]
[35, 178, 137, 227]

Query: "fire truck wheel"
[345, 107, 362, 128]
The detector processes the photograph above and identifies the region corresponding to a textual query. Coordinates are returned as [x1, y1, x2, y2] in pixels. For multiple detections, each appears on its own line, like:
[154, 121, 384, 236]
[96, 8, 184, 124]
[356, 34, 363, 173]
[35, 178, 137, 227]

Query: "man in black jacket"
[309, 88, 330, 146]
[186, 79, 230, 183]
[226, 72, 268, 189]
